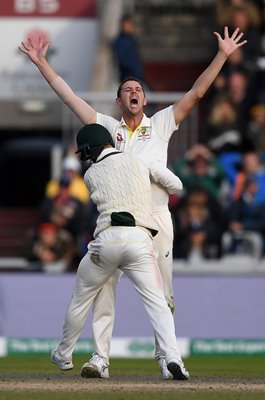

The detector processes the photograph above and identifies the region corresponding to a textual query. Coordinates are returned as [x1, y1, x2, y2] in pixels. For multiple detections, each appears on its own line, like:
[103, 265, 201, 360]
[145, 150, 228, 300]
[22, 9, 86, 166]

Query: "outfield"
[0, 355, 265, 399]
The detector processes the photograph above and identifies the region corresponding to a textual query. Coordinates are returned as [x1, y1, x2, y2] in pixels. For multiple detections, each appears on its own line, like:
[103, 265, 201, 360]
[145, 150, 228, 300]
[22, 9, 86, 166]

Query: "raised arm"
[173, 27, 247, 125]
[149, 161, 183, 194]
[18, 36, 97, 124]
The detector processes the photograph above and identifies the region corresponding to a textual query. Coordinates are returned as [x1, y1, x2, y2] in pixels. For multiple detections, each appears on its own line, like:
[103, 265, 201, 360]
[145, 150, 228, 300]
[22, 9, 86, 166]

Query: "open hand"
[18, 36, 50, 64]
[214, 26, 247, 58]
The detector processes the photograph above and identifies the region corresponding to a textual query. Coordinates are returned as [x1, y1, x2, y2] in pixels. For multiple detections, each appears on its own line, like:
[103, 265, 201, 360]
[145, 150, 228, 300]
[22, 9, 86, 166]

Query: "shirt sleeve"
[96, 113, 119, 139]
[50, 76, 94, 124]
[149, 161, 183, 194]
[150, 105, 179, 142]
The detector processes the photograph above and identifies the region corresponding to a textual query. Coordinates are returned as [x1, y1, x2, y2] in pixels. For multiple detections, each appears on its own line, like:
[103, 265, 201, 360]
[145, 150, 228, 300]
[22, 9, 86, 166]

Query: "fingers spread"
[20, 41, 30, 51]
[231, 27, 239, 40]
[28, 37, 34, 48]
[234, 32, 244, 43]
[213, 31, 221, 40]
[237, 39, 248, 48]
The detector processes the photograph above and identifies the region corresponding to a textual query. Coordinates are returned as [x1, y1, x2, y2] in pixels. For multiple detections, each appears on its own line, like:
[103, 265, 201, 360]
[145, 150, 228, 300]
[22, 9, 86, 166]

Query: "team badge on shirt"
[137, 127, 151, 141]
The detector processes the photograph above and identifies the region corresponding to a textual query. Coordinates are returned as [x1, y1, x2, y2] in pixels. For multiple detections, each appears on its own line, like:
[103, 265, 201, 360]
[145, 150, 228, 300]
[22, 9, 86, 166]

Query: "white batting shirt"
[97, 107, 179, 212]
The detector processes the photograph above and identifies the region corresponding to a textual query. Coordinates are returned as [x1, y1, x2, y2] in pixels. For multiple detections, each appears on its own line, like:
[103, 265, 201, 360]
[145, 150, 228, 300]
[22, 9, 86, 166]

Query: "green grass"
[186, 355, 265, 377]
[1, 354, 265, 376]
[0, 355, 265, 400]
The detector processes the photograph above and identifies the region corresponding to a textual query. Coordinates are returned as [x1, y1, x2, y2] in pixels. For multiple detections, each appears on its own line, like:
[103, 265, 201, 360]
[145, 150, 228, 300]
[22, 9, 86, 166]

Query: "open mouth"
[130, 98, 138, 105]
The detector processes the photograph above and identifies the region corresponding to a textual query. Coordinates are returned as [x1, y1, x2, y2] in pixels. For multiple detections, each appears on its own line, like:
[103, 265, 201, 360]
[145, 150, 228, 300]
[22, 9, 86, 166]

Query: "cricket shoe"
[51, 349, 73, 371]
[155, 355, 173, 379]
[167, 360, 189, 380]
[81, 352, 109, 379]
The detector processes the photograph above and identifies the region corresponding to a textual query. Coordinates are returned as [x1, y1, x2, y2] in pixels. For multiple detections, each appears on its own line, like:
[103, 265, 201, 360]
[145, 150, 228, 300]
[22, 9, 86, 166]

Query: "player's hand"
[18, 36, 50, 65]
[214, 26, 247, 58]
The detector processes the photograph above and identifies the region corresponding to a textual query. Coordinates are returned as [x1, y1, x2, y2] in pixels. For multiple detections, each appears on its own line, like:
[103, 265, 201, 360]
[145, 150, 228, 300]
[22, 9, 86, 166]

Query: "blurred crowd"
[24, 152, 98, 273]
[170, 0, 265, 263]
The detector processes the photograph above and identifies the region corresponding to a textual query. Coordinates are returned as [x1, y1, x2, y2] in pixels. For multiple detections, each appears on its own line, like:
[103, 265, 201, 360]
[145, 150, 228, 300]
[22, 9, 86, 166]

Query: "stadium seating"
[0, 208, 40, 258]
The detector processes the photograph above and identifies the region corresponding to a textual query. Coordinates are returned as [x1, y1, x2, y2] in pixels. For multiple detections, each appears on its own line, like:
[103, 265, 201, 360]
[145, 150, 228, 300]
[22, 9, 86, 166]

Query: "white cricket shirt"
[97, 106, 179, 211]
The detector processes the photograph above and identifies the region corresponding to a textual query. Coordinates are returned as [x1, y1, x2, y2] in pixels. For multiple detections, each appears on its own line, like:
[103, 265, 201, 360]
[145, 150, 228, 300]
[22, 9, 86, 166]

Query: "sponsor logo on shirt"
[116, 133, 124, 142]
[115, 132, 125, 151]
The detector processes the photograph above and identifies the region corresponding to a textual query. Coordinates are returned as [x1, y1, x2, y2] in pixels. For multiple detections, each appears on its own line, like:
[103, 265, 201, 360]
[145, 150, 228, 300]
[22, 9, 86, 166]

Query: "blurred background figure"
[45, 154, 90, 205]
[215, 0, 262, 67]
[112, 14, 147, 86]
[246, 104, 265, 161]
[40, 174, 87, 258]
[209, 0, 264, 150]
[173, 144, 228, 202]
[222, 174, 265, 259]
[173, 187, 225, 262]
[24, 222, 76, 273]
[226, 69, 255, 130]
[203, 93, 246, 192]
[204, 94, 244, 155]
[206, 68, 254, 145]
[231, 151, 265, 203]
[42, 153, 95, 259]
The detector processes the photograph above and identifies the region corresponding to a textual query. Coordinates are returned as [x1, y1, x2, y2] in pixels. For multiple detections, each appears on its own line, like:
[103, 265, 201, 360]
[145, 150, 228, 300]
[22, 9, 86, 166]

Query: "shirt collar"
[120, 114, 151, 129]
[96, 147, 117, 162]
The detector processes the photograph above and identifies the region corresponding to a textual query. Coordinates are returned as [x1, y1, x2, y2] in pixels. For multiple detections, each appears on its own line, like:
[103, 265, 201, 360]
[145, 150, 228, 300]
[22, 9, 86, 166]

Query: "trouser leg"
[153, 211, 174, 358]
[92, 269, 122, 363]
[122, 230, 182, 364]
[128, 275, 182, 363]
[57, 248, 116, 362]
[153, 210, 174, 309]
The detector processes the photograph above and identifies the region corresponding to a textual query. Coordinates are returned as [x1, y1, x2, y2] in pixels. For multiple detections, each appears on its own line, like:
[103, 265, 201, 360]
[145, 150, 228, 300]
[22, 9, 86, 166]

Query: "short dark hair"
[117, 76, 145, 98]
[121, 14, 133, 24]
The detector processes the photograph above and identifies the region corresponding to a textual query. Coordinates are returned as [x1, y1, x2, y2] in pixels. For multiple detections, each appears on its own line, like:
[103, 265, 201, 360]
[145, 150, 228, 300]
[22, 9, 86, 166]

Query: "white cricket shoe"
[167, 360, 189, 380]
[81, 352, 109, 379]
[156, 355, 173, 379]
[51, 349, 73, 371]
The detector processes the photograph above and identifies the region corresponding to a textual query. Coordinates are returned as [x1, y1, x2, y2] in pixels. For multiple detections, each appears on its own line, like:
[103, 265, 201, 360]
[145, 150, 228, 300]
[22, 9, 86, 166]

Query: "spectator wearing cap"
[45, 154, 90, 204]
[173, 144, 228, 201]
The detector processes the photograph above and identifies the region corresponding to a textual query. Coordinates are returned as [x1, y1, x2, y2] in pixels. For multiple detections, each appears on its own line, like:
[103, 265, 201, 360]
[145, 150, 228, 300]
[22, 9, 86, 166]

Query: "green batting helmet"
[75, 124, 114, 154]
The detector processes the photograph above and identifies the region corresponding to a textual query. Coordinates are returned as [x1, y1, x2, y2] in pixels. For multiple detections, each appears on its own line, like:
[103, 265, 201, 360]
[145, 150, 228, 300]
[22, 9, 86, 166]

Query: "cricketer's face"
[116, 80, 147, 116]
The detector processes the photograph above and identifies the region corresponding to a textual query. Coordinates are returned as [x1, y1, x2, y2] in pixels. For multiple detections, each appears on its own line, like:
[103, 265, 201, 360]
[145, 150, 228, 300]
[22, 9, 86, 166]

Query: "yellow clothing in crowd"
[45, 155, 90, 204]
[45, 176, 89, 204]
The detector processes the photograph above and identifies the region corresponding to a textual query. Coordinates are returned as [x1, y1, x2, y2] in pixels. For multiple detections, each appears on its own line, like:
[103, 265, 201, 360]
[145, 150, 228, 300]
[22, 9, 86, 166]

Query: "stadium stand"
[0, 208, 40, 258]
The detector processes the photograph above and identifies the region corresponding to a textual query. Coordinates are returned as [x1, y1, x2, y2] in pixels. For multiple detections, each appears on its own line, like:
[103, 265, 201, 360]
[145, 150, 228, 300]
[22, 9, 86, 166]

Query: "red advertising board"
[0, 0, 97, 18]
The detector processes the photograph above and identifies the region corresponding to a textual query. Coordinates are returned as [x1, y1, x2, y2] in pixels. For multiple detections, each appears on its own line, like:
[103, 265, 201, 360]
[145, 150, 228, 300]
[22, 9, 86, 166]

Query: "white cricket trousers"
[92, 209, 174, 360]
[152, 209, 174, 309]
[56, 226, 182, 365]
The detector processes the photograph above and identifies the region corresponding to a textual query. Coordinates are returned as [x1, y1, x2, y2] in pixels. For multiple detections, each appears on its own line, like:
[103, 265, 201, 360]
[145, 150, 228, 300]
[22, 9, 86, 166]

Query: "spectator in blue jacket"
[222, 174, 265, 258]
[113, 14, 145, 84]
